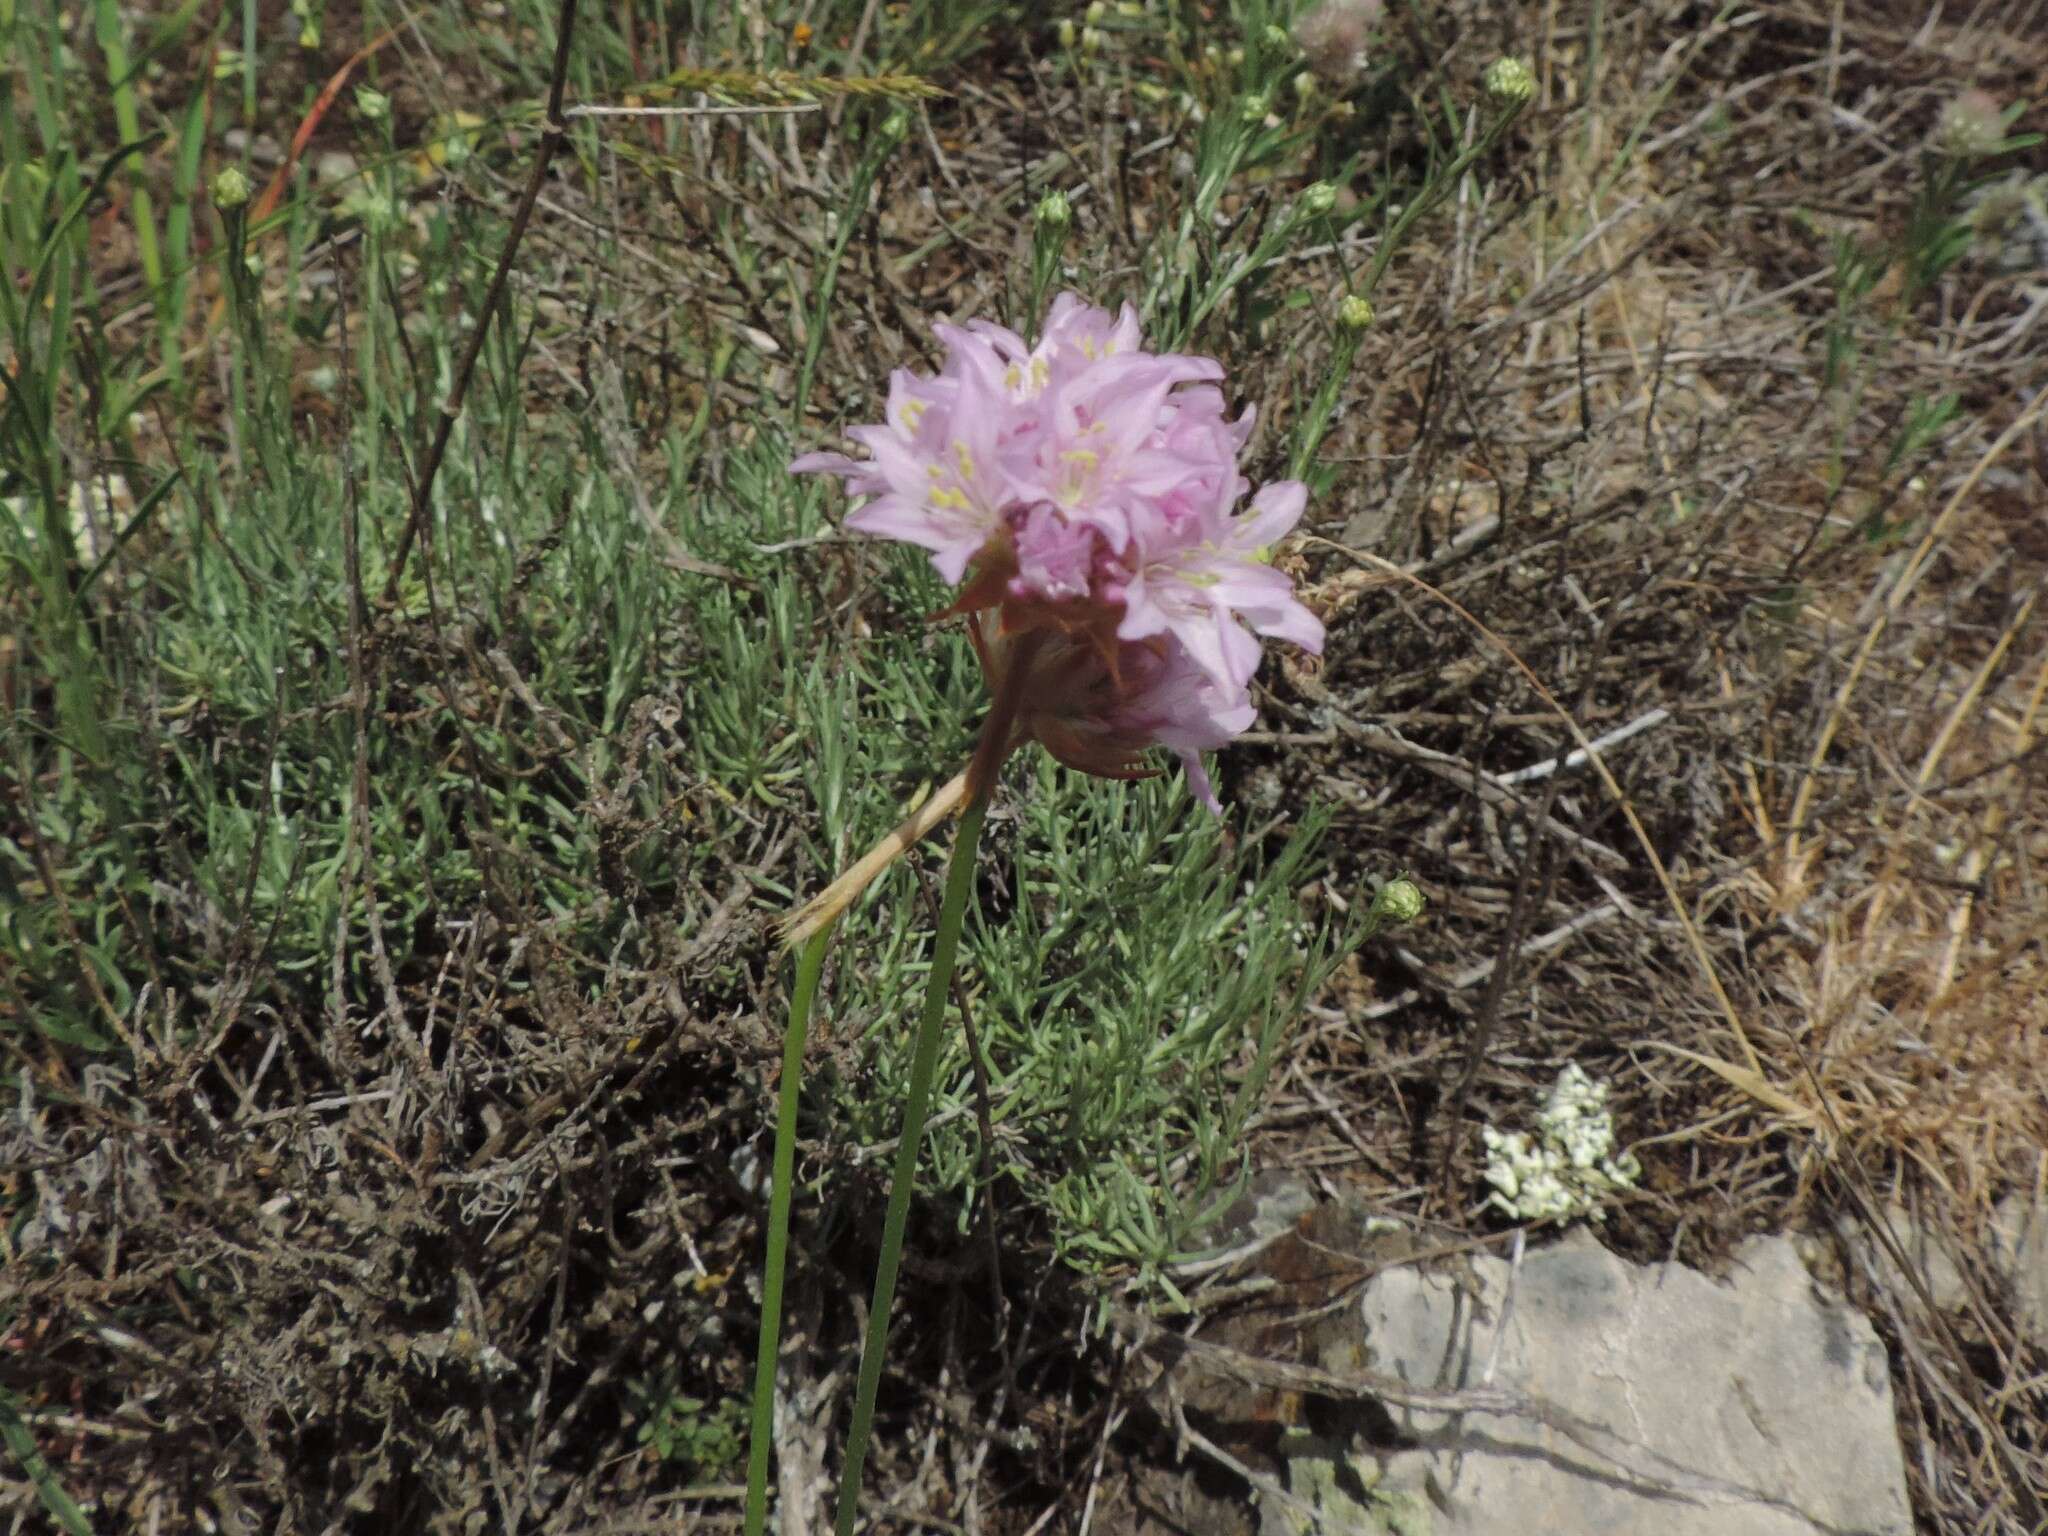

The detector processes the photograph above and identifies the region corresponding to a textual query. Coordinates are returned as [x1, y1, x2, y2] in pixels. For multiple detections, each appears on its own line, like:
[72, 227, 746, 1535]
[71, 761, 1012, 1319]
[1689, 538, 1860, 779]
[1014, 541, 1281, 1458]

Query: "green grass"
[1, 0, 1416, 1248]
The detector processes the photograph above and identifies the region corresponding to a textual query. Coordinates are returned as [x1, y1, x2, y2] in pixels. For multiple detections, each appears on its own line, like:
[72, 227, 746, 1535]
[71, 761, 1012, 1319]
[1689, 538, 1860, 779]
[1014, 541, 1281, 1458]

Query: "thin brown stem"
[380, 0, 581, 607]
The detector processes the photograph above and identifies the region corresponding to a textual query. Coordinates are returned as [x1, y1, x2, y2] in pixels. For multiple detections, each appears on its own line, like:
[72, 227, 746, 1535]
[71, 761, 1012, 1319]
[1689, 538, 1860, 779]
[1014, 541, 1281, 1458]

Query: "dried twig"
[381, 0, 582, 606]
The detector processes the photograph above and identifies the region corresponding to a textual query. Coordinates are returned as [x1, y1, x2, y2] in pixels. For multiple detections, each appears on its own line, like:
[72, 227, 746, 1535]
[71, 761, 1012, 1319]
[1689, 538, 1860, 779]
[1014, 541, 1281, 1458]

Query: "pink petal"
[1233, 481, 1308, 548]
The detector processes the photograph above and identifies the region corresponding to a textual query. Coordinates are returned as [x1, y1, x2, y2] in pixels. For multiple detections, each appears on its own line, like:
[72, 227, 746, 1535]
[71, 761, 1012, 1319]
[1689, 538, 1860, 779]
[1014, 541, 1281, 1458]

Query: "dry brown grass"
[1233, 1, 2048, 1523]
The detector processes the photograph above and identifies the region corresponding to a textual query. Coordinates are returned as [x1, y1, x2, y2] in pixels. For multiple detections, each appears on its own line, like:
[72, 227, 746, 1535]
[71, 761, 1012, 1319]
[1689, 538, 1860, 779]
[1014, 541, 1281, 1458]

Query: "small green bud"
[1264, 23, 1291, 48]
[1036, 188, 1072, 229]
[1299, 180, 1337, 217]
[879, 109, 912, 147]
[1293, 69, 1319, 102]
[1484, 56, 1536, 110]
[1081, 24, 1105, 53]
[1057, 17, 1077, 47]
[1369, 877, 1425, 925]
[1084, 0, 1106, 20]
[355, 85, 390, 123]
[1241, 91, 1270, 123]
[211, 165, 252, 210]
[1337, 293, 1374, 331]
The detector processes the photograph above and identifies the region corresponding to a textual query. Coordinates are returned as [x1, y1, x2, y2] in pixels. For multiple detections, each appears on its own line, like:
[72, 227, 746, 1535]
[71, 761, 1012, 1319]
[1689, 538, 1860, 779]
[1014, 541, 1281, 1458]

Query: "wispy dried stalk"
[779, 769, 972, 948]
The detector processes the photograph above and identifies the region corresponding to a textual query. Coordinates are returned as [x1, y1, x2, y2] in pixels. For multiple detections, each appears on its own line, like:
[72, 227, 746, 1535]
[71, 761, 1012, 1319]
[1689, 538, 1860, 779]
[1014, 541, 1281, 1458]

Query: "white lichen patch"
[1481, 1064, 1641, 1225]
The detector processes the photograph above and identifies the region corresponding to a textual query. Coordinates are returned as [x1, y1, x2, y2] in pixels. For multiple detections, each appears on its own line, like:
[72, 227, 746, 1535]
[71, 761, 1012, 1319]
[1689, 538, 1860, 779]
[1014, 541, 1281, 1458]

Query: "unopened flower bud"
[879, 109, 911, 146]
[1370, 877, 1425, 925]
[1264, 23, 1291, 48]
[1085, 0, 1106, 21]
[1937, 88, 2003, 160]
[1081, 24, 1106, 53]
[1057, 17, 1077, 47]
[1484, 56, 1536, 110]
[1036, 188, 1072, 229]
[211, 166, 251, 210]
[1337, 293, 1374, 331]
[1293, 70, 1319, 102]
[355, 85, 390, 122]
[1241, 92, 1269, 123]
[1299, 181, 1337, 217]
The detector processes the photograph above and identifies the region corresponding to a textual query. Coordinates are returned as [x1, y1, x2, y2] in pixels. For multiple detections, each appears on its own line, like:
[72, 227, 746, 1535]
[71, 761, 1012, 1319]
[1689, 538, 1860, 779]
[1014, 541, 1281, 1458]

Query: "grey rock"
[1272, 1228, 1911, 1536]
[314, 149, 361, 185]
[1200, 1169, 1317, 1256]
[1841, 1202, 1969, 1313]
[1989, 1192, 2048, 1349]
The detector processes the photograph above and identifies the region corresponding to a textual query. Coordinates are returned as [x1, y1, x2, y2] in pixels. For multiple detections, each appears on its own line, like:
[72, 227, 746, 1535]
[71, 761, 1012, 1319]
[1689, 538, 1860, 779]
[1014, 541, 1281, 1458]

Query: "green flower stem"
[1360, 99, 1528, 299]
[1287, 322, 1364, 484]
[744, 925, 833, 1536]
[831, 785, 990, 1536]
[794, 110, 910, 428]
[833, 635, 1040, 1536]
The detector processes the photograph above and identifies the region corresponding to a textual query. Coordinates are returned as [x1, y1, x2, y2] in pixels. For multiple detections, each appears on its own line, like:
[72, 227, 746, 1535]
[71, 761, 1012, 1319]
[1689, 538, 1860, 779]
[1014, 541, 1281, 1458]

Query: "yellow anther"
[954, 441, 976, 479]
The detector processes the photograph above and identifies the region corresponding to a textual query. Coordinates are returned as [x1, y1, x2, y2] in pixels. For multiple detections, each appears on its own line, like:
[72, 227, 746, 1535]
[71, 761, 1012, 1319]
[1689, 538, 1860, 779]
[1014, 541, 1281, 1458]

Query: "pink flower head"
[794, 293, 1324, 811]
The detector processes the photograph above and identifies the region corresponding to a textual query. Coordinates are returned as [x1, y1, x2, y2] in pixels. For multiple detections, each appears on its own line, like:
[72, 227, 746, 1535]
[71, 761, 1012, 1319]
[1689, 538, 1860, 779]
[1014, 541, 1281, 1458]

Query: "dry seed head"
[1937, 88, 2004, 160]
[1293, 0, 1381, 82]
